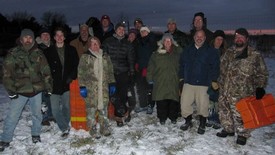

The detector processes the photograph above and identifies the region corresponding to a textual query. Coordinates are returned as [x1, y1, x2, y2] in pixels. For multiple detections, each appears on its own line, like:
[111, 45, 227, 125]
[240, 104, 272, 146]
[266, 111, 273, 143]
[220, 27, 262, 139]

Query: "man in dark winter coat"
[165, 18, 189, 49]
[179, 30, 220, 135]
[102, 22, 135, 127]
[44, 27, 79, 138]
[97, 15, 115, 43]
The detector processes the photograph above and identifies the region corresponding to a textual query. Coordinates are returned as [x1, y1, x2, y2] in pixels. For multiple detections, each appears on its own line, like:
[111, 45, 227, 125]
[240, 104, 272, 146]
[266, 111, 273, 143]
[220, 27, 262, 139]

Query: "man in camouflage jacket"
[216, 28, 268, 145]
[0, 29, 52, 151]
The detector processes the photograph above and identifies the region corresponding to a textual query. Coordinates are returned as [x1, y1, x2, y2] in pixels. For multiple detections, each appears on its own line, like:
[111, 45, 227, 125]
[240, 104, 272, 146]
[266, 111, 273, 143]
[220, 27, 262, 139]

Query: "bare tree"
[41, 11, 67, 27]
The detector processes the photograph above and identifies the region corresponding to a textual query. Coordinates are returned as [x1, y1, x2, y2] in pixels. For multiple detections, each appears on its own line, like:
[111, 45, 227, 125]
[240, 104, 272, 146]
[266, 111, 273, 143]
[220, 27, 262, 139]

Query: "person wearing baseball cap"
[216, 27, 268, 145]
[98, 15, 115, 42]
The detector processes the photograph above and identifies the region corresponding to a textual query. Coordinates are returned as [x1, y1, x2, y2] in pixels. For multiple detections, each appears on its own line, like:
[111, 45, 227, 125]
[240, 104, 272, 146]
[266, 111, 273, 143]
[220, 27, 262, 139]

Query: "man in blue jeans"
[0, 29, 52, 152]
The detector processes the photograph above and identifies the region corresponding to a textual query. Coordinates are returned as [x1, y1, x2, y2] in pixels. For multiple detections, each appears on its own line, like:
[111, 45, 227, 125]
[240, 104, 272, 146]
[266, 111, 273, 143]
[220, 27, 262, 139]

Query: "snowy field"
[0, 57, 275, 155]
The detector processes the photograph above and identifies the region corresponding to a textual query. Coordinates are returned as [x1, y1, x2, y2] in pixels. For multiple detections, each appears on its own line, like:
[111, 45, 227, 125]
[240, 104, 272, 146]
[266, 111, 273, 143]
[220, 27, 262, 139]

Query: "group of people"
[0, 11, 269, 152]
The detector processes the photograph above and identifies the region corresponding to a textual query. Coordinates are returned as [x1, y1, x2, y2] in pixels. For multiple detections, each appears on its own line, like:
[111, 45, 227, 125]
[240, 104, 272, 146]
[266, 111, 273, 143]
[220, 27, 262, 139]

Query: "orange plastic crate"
[236, 94, 275, 129]
[70, 80, 88, 131]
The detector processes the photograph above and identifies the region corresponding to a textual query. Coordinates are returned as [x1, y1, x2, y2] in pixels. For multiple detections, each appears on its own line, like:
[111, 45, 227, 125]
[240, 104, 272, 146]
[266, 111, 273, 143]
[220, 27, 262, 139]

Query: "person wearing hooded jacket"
[146, 33, 182, 125]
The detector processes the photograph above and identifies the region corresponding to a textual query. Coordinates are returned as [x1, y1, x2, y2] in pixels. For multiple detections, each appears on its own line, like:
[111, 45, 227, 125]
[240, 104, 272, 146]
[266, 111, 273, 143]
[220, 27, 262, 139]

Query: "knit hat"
[134, 18, 143, 25]
[20, 29, 34, 39]
[128, 28, 138, 35]
[39, 27, 51, 36]
[235, 28, 249, 38]
[101, 15, 110, 22]
[115, 22, 126, 30]
[140, 26, 150, 33]
[194, 12, 205, 19]
[213, 30, 225, 39]
[167, 18, 176, 24]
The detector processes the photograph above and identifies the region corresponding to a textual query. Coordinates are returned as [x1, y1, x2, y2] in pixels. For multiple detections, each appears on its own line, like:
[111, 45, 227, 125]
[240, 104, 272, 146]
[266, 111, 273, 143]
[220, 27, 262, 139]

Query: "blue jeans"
[1, 93, 42, 142]
[50, 91, 70, 132]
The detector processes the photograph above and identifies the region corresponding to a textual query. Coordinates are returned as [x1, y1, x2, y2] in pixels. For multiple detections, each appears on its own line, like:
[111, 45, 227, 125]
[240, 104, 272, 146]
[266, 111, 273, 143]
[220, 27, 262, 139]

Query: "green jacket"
[147, 44, 182, 102]
[3, 44, 53, 96]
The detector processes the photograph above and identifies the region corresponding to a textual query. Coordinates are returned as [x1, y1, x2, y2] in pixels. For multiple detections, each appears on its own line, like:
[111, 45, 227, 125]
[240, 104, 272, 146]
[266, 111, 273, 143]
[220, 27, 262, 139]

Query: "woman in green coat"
[146, 33, 182, 125]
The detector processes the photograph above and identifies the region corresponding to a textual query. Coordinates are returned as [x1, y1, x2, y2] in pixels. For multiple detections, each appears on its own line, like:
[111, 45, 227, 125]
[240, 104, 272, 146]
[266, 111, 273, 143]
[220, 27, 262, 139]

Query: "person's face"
[80, 26, 89, 41]
[194, 16, 203, 30]
[21, 35, 33, 47]
[167, 23, 176, 33]
[134, 22, 142, 30]
[115, 26, 125, 37]
[214, 36, 224, 49]
[140, 30, 149, 37]
[194, 30, 206, 47]
[163, 38, 172, 48]
[89, 39, 100, 52]
[234, 34, 248, 48]
[128, 33, 136, 42]
[54, 30, 65, 44]
[101, 19, 110, 27]
[40, 32, 50, 44]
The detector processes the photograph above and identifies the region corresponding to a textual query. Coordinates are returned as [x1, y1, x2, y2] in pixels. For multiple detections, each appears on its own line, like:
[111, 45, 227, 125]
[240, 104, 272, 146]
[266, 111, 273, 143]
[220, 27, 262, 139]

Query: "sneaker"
[42, 120, 50, 126]
[61, 129, 70, 138]
[146, 105, 153, 114]
[236, 135, 247, 145]
[216, 130, 235, 138]
[116, 121, 124, 127]
[0, 141, 10, 152]
[212, 123, 221, 129]
[32, 136, 41, 143]
[134, 107, 147, 113]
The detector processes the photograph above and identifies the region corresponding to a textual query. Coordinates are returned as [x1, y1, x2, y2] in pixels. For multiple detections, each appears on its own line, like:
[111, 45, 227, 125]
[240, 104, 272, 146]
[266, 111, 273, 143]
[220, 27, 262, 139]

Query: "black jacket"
[102, 35, 135, 75]
[44, 44, 79, 94]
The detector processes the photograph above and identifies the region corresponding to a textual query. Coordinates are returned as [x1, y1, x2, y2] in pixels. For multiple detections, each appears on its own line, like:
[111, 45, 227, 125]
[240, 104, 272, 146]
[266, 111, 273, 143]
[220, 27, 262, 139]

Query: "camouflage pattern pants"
[218, 95, 253, 138]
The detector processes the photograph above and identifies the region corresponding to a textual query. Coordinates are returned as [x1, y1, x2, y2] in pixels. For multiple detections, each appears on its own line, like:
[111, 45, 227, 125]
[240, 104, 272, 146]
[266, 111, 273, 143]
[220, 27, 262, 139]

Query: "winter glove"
[41, 103, 48, 114]
[256, 87, 265, 100]
[80, 86, 88, 98]
[179, 79, 184, 90]
[109, 83, 116, 97]
[66, 77, 73, 84]
[44, 91, 52, 97]
[9, 93, 18, 99]
[129, 72, 136, 85]
[211, 81, 219, 90]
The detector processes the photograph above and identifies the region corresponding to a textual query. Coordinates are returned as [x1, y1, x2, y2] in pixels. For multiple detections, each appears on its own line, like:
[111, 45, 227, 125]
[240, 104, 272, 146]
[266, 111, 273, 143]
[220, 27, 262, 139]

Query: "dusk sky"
[0, 0, 274, 32]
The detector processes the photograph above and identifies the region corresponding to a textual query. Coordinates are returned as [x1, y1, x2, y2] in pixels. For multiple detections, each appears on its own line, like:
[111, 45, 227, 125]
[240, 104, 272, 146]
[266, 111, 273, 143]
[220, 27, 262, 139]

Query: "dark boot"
[197, 116, 207, 134]
[180, 115, 192, 131]
[236, 135, 247, 145]
[216, 130, 235, 138]
[0, 141, 10, 152]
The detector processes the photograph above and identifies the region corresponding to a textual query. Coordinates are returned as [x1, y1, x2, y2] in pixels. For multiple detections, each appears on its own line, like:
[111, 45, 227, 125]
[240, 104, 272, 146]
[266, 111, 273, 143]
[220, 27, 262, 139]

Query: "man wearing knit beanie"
[0, 28, 52, 151]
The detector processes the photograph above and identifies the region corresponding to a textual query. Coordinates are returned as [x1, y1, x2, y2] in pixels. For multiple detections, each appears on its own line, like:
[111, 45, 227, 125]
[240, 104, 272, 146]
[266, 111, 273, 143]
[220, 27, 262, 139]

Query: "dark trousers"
[156, 99, 178, 122]
[136, 72, 150, 108]
[114, 72, 129, 117]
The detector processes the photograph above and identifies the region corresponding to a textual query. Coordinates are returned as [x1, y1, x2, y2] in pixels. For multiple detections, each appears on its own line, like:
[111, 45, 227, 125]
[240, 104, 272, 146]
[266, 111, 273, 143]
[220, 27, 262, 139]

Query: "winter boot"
[180, 115, 193, 131]
[236, 135, 247, 145]
[0, 141, 10, 152]
[146, 104, 153, 114]
[89, 124, 101, 139]
[61, 128, 70, 138]
[32, 136, 41, 143]
[100, 122, 111, 137]
[216, 130, 235, 138]
[197, 116, 207, 134]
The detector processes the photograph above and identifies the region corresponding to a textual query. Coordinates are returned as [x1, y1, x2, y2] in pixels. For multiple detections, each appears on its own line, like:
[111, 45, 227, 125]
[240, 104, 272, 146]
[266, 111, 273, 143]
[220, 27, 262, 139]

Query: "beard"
[23, 42, 34, 51]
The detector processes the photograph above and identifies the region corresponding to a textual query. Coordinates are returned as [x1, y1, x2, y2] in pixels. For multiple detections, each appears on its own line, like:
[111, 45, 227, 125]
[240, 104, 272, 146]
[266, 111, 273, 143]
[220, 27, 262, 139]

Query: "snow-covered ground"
[0, 57, 275, 155]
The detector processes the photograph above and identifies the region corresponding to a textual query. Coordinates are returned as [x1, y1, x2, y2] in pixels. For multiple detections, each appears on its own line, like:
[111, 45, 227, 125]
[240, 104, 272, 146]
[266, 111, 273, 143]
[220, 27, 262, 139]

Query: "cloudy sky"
[0, 0, 274, 31]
